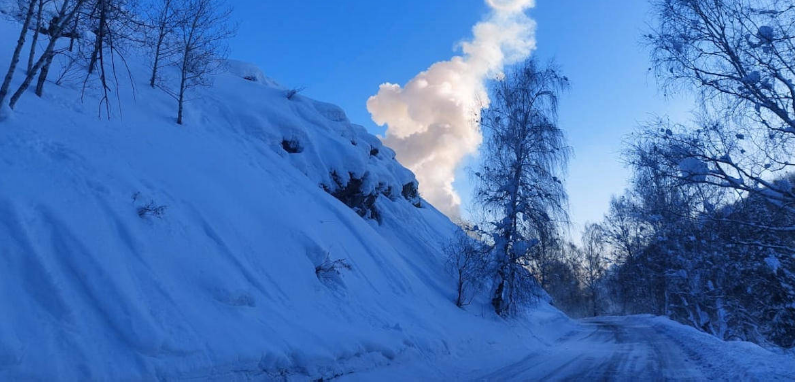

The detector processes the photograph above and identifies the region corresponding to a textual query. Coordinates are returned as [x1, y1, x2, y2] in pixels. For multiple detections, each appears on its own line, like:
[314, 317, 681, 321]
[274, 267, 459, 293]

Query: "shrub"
[315, 254, 352, 281]
[285, 86, 305, 100]
[132, 192, 167, 219]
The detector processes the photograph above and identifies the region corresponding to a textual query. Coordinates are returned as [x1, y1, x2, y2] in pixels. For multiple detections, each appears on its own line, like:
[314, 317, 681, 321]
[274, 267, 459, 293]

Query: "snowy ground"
[0, 8, 575, 380]
[351, 315, 795, 381]
[1, 5, 793, 381]
[474, 315, 795, 381]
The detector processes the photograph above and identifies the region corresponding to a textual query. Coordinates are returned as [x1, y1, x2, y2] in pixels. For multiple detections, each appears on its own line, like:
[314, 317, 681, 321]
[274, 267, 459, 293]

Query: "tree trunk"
[456, 276, 464, 307]
[177, 69, 186, 124]
[88, 0, 106, 75]
[27, 0, 44, 74]
[9, 1, 83, 109]
[176, 37, 192, 125]
[35, 51, 55, 97]
[0, 0, 37, 107]
[149, 33, 164, 88]
[492, 271, 506, 315]
[68, 14, 79, 52]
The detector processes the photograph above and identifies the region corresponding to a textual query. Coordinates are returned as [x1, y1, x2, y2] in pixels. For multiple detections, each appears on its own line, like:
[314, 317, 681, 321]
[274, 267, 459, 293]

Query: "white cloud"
[367, 0, 537, 219]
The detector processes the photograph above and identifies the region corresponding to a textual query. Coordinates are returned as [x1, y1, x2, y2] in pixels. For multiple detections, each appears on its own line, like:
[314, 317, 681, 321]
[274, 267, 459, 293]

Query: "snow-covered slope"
[0, 13, 573, 381]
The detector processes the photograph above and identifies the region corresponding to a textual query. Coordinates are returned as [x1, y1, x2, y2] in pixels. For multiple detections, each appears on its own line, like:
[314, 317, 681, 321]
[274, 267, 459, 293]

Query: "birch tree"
[8, 0, 85, 109]
[0, 0, 38, 107]
[172, 0, 232, 125]
[146, 0, 179, 88]
[475, 59, 571, 316]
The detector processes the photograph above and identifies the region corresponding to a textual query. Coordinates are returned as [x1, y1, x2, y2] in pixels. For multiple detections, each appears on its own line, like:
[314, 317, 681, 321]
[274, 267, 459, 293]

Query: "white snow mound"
[0, 15, 572, 381]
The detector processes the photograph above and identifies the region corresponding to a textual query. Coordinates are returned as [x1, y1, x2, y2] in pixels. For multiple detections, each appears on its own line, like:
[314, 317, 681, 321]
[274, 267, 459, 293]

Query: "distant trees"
[581, 223, 605, 317]
[541, 242, 589, 317]
[0, 0, 234, 124]
[571, 0, 795, 348]
[594, 138, 795, 346]
[474, 58, 571, 316]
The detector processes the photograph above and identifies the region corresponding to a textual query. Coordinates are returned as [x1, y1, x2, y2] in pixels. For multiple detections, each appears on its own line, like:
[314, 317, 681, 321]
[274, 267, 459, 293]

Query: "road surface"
[346, 315, 794, 381]
[476, 316, 716, 381]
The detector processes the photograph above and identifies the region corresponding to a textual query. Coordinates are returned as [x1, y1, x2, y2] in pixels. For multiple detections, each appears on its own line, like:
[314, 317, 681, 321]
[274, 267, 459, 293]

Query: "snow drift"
[0, 11, 571, 380]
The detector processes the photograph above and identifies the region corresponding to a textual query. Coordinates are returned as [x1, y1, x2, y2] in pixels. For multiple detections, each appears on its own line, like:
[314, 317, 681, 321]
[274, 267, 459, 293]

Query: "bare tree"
[77, 0, 142, 117]
[146, 0, 179, 88]
[444, 230, 487, 307]
[8, 0, 86, 110]
[172, 0, 233, 125]
[645, 0, 795, 222]
[0, 0, 38, 108]
[474, 58, 571, 316]
[542, 242, 589, 317]
[35, 5, 79, 98]
[581, 223, 605, 317]
[601, 195, 649, 266]
[26, 0, 47, 74]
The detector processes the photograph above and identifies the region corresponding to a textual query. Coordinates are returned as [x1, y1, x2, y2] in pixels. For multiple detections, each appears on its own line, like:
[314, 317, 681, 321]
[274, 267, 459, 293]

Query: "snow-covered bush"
[315, 253, 352, 286]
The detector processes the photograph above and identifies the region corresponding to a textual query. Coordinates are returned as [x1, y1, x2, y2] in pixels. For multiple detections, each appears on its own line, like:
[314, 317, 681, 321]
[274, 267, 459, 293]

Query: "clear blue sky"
[229, 0, 691, 239]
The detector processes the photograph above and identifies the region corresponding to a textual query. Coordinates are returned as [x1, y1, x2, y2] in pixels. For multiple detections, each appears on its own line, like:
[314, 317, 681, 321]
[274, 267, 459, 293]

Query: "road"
[475, 316, 710, 381]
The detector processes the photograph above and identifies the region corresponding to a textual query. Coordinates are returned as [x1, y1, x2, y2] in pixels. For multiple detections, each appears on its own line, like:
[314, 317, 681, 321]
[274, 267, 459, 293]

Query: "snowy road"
[472, 316, 792, 381]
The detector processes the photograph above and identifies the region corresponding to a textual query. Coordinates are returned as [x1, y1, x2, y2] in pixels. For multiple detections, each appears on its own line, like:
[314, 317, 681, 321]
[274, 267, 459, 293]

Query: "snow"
[357, 315, 795, 381]
[758, 25, 775, 42]
[0, 11, 572, 381]
[741, 71, 761, 84]
[224, 59, 283, 89]
[648, 315, 795, 380]
[765, 255, 782, 273]
[678, 157, 708, 182]
[1, 6, 793, 381]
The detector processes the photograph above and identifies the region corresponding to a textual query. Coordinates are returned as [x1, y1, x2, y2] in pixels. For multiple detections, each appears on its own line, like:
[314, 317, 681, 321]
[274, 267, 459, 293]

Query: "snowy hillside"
[0, 11, 575, 380]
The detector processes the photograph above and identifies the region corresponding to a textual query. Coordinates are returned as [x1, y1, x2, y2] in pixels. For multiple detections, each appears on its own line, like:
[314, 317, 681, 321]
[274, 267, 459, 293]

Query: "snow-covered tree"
[595, 131, 795, 347]
[645, 0, 795, 222]
[474, 59, 570, 316]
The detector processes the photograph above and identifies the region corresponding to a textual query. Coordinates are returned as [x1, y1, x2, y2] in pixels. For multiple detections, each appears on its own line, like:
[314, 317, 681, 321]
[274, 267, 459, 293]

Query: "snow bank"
[0, 15, 570, 380]
[648, 316, 795, 380]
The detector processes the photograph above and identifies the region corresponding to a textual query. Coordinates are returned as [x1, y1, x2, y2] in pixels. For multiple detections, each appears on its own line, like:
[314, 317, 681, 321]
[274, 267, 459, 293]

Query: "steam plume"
[368, 0, 537, 219]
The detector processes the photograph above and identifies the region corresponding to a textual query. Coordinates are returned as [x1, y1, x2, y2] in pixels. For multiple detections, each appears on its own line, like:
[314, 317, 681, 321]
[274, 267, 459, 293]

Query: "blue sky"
[229, 0, 691, 238]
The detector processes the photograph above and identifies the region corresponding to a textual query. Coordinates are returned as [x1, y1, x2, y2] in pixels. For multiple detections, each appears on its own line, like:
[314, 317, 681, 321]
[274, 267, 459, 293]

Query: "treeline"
[574, 0, 794, 348]
[446, 0, 794, 349]
[0, 0, 234, 124]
